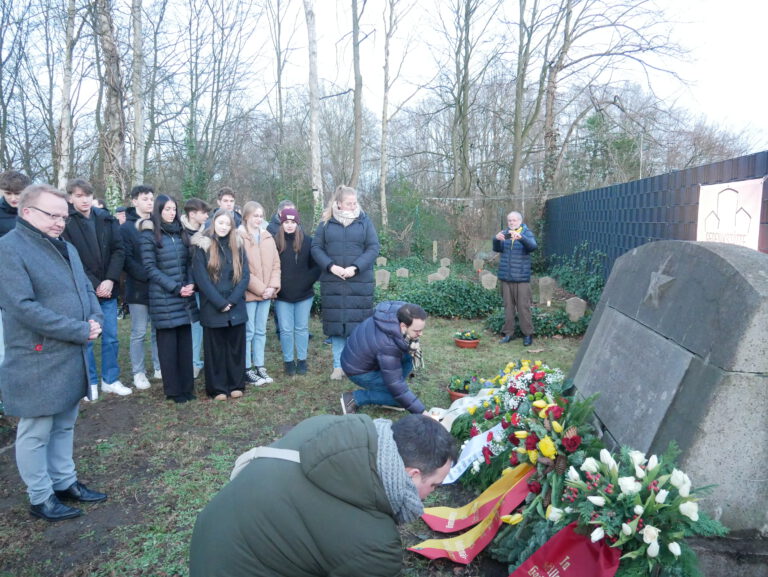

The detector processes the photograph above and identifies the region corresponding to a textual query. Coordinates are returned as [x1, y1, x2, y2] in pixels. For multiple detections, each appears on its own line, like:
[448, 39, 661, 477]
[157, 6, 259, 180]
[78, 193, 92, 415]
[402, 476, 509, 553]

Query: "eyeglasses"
[28, 205, 71, 224]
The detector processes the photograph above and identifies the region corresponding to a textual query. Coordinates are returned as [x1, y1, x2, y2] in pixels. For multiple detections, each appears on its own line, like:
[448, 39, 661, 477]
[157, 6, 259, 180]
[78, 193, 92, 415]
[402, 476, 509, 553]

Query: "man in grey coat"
[0, 184, 108, 521]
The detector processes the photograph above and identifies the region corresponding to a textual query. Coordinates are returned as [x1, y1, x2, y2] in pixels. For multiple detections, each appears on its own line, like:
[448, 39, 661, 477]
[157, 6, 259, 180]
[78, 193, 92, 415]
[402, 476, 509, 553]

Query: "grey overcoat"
[0, 220, 102, 417]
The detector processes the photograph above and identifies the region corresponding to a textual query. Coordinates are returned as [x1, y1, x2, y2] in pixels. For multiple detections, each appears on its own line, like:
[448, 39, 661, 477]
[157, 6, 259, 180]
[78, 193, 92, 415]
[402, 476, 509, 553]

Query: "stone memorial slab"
[427, 272, 444, 284]
[396, 268, 409, 278]
[480, 272, 497, 290]
[570, 240, 768, 532]
[538, 276, 556, 304]
[437, 266, 450, 278]
[564, 296, 587, 321]
[375, 268, 390, 289]
[440, 257, 451, 267]
[376, 256, 387, 266]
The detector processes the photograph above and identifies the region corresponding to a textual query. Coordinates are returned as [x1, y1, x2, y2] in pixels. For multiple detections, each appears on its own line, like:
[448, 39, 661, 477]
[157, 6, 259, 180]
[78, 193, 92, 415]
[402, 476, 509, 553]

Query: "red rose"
[470, 422, 480, 437]
[482, 445, 492, 465]
[529, 384, 537, 394]
[501, 417, 510, 430]
[525, 433, 539, 451]
[510, 413, 521, 426]
[486, 431, 494, 442]
[484, 409, 494, 420]
[508, 434, 520, 446]
[527, 480, 542, 494]
[533, 371, 546, 381]
[494, 404, 500, 416]
[562, 434, 582, 452]
[34, 344, 43, 352]
[510, 452, 519, 466]
[547, 406, 564, 420]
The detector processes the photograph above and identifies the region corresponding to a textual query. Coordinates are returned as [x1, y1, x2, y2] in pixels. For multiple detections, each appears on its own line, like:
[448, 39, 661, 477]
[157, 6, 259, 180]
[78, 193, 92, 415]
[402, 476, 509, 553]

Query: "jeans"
[191, 294, 204, 370]
[87, 298, 120, 384]
[350, 355, 413, 408]
[0, 308, 4, 389]
[331, 336, 347, 369]
[275, 297, 313, 362]
[245, 300, 271, 367]
[16, 403, 79, 505]
[128, 303, 160, 375]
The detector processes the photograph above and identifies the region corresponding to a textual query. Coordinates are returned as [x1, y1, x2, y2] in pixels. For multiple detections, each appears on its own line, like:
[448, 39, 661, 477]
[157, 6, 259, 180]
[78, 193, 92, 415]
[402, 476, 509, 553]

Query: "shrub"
[484, 306, 591, 337]
[394, 277, 502, 319]
[548, 241, 606, 305]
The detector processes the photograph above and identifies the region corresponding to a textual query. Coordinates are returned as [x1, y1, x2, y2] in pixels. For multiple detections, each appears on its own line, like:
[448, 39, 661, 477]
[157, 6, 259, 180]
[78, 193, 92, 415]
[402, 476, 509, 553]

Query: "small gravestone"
[427, 272, 444, 284]
[396, 268, 409, 278]
[473, 258, 485, 272]
[437, 266, 450, 278]
[432, 241, 438, 263]
[565, 296, 587, 321]
[375, 268, 390, 289]
[570, 240, 768, 532]
[376, 256, 387, 267]
[480, 271, 497, 290]
[440, 257, 451, 268]
[538, 276, 556, 304]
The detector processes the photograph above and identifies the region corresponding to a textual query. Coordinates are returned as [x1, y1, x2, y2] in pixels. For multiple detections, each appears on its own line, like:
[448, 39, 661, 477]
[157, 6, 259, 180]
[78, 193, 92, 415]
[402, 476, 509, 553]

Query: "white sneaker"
[102, 380, 132, 396]
[133, 372, 151, 390]
[193, 366, 202, 379]
[153, 369, 162, 380]
[255, 366, 273, 384]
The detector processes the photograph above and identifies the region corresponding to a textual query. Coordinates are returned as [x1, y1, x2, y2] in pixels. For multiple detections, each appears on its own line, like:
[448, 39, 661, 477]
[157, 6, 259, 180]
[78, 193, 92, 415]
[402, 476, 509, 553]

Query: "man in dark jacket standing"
[62, 178, 128, 395]
[0, 184, 107, 521]
[189, 413, 457, 577]
[493, 210, 537, 346]
[340, 301, 428, 415]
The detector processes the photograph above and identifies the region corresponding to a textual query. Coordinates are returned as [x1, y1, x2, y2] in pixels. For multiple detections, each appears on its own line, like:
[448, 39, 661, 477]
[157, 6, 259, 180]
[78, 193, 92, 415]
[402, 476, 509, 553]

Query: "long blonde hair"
[203, 210, 243, 284]
[320, 185, 357, 223]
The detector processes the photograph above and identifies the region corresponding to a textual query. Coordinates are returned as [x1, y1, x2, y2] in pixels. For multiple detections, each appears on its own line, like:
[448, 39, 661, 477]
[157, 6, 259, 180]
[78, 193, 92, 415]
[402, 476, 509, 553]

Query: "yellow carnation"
[467, 406, 477, 415]
[538, 436, 557, 459]
[552, 421, 563, 433]
[527, 450, 539, 464]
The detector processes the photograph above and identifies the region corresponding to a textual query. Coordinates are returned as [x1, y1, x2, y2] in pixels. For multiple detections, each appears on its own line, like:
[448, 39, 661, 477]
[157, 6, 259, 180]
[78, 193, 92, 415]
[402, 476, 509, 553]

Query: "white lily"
[599, 449, 618, 473]
[634, 465, 646, 479]
[590, 526, 605, 542]
[647, 540, 660, 557]
[621, 523, 633, 536]
[567, 466, 581, 482]
[668, 542, 682, 557]
[647, 454, 658, 470]
[679, 501, 699, 521]
[655, 489, 669, 504]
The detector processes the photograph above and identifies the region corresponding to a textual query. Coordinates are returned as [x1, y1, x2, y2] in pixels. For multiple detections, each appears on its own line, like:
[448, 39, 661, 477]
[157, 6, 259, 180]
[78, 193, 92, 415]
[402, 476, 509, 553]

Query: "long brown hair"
[203, 210, 243, 284]
[275, 221, 304, 254]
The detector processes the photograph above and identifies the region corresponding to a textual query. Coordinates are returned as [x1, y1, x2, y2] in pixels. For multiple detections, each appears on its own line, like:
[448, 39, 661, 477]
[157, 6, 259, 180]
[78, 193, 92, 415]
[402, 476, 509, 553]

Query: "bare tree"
[130, 0, 144, 186]
[348, 0, 367, 188]
[302, 0, 323, 218]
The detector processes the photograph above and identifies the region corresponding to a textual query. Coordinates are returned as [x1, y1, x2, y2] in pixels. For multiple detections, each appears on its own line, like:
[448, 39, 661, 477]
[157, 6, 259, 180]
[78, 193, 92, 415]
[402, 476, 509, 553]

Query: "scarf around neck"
[331, 204, 361, 227]
[374, 419, 424, 525]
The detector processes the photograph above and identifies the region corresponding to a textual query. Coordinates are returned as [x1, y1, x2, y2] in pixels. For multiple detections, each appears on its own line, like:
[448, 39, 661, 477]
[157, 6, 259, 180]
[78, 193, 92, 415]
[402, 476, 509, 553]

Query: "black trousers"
[203, 323, 246, 397]
[156, 325, 194, 400]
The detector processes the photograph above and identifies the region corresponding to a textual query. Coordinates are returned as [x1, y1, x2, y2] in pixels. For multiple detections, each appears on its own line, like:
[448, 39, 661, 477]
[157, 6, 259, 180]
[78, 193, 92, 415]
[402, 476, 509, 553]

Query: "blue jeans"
[245, 300, 271, 367]
[350, 355, 413, 408]
[128, 303, 159, 374]
[87, 298, 120, 384]
[16, 403, 79, 505]
[191, 294, 204, 370]
[331, 336, 347, 369]
[275, 297, 313, 362]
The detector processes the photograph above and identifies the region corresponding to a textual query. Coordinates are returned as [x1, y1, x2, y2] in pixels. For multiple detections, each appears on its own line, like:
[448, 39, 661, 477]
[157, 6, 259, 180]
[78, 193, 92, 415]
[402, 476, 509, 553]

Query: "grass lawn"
[0, 312, 583, 577]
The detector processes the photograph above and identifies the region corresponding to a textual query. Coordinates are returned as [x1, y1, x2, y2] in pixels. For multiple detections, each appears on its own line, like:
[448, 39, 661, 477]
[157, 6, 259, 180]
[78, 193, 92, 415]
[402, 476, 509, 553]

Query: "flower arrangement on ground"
[454, 329, 481, 341]
[448, 372, 485, 394]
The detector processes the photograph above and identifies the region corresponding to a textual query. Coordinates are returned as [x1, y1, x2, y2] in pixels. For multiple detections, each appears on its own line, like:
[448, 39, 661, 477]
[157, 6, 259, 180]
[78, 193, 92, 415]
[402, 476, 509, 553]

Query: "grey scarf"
[331, 204, 361, 227]
[374, 419, 424, 525]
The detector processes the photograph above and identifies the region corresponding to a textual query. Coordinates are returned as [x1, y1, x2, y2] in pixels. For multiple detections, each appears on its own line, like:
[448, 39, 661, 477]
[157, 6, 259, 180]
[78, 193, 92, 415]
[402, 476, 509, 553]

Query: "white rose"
[621, 523, 633, 536]
[647, 454, 658, 470]
[587, 496, 606, 507]
[567, 466, 581, 482]
[634, 505, 644, 515]
[679, 501, 699, 521]
[655, 489, 669, 504]
[670, 468, 690, 489]
[634, 465, 646, 479]
[647, 540, 660, 557]
[618, 476, 642, 495]
[580, 458, 599, 473]
[668, 542, 682, 557]
[628, 450, 646, 467]
[590, 527, 605, 542]
[640, 524, 660, 543]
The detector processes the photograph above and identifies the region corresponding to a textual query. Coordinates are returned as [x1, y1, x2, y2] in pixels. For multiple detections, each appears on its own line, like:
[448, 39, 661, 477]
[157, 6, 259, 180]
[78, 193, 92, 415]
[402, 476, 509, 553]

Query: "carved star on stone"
[643, 256, 675, 308]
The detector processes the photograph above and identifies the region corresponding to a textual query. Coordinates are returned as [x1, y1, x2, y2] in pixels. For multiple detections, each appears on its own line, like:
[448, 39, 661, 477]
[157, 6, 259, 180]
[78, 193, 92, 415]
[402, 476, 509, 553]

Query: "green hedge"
[485, 306, 591, 337]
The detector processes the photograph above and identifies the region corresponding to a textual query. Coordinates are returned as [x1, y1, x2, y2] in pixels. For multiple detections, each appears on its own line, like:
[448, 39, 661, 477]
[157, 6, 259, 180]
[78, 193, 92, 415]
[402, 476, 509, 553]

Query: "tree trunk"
[130, 0, 144, 187]
[349, 0, 364, 188]
[303, 0, 323, 219]
[57, 0, 77, 189]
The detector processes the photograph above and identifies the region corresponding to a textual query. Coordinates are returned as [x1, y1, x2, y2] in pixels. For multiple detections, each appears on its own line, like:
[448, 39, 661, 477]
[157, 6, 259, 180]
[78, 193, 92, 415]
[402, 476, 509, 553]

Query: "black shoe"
[284, 361, 296, 376]
[186, 393, 197, 401]
[498, 335, 515, 344]
[340, 392, 357, 415]
[30, 494, 83, 521]
[523, 335, 533, 346]
[296, 360, 307, 375]
[55, 481, 108, 503]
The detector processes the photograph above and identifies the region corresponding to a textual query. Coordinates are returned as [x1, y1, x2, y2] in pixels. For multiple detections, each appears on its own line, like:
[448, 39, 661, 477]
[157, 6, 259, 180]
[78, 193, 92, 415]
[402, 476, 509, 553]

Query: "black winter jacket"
[121, 207, 150, 304]
[277, 230, 320, 303]
[341, 301, 425, 413]
[0, 198, 17, 238]
[62, 205, 125, 297]
[139, 219, 199, 329]
[311, 212, 379, 337]
[190, 234, 249, 328]
[492, 224, 537, 283]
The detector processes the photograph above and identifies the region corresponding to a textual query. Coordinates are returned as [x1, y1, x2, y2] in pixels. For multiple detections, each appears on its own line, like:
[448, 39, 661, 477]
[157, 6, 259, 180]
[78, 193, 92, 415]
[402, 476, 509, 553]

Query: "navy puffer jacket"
[341, 301, 425, 413]
[139, 219, 199, 329]
[311, 212, 380, 337]
[492, 224, 537, 283]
